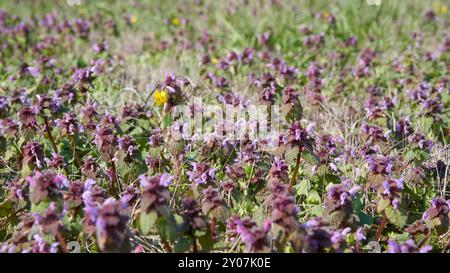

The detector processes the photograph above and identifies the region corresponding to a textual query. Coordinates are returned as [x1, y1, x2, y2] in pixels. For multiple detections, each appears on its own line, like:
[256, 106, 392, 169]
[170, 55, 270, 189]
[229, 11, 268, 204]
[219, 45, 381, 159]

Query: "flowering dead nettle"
[80, 103, 99, 131]
[361, 122, 389, 143]
[80, 156, 99, 178]
[180, 197, 207, 234]
[187, 162, 216, 186]
[27, 171, 68, 203]
[33, 202, 63, 236]
[233, 217, 271, 253]
[119, 185, 139, 211]
[94, 115, 118, 162]
[387, 239, 432, 253]
[268, 181, 301, 232]
[82, 179, 106, 208]
[0, 118, 19, 137]
[35, 94, 61, 115]
[201, 186, 225, 215]
[366, 155, 394, 176]
[18, 106, 38, 129]
[22, 140, 45, 169]
[422, 198, 449, 235]
[117, 135, 137, 163]
[377, 177, 404, 210]
[63, 180, 84, 209]
[408, 132, 434, 151]
[139, 174, 172, 215]
[95, 198, 131, 253]
[268, 158, 289, 183]
[55, 112, 83, 135]
[325, 181, 360, 227]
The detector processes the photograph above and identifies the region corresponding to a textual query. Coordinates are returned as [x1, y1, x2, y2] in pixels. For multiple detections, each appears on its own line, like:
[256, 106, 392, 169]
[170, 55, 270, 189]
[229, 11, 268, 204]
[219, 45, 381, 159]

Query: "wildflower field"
[0, 0, 449, 253]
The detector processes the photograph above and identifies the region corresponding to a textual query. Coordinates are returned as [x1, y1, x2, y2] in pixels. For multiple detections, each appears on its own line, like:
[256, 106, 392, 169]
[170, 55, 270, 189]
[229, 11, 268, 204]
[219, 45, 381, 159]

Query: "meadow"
[0, 0, 449, 253]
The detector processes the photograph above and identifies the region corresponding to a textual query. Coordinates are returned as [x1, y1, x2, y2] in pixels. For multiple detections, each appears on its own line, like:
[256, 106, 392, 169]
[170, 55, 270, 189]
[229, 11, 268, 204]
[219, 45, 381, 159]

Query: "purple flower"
[139, 174, 171, 214]
[201, 186, 225, 214]
[422, 198, 449, 235]
[92, 40, 109, 53]
[324, 182, 356, 227]
[18, 106, 37, 129]
[44, 153, 65, 169]
[187, 162, 216, 185]
[408, 132, 434, 151]
[268, 158, 289, 182]
[268, 181, 301, 232]
[235, 217, 271, 253]
[366, 155, 394, 175]
[377, 177, 404, 210]
[356, 228, 366, 242]
[55, 112, 82, 135]
[80, 156, 99, 178]
[119, 186, 139, 210]
[95, 198, 131, 253]
[22, 141, 44, 169]
[304, 228, 332, 252]
[181, 197, 207, 232]
[117, 136, 137, 163]
[82, 179, 106, 209]
[63, 180, 84, 209]
[33, 202, 62, 236]
[94, 125, 117, 161]
[387, 239, 431, 253]
[27, 171, 68, 203]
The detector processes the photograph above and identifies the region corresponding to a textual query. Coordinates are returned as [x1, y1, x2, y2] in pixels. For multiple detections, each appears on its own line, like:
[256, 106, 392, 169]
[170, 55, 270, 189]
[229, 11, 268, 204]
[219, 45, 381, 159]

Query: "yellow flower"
[211, 57, 219, 64]
[130, 15, 138, 25]
[154, 89, 168, 106]
[171, 17, 180, 27]
[441, 5, 448, 14]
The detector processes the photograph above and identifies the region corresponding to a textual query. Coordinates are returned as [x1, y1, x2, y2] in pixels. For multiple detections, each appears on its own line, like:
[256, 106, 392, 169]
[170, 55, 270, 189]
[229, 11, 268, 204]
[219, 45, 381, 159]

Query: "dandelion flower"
[154, 89, 168, 106]
[130, 15, 138, 25]
[171, 17, 180, 26]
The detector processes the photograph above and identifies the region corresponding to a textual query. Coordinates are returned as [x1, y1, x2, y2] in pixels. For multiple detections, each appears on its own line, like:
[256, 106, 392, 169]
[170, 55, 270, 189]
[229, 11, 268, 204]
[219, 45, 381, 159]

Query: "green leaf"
[139, 211, 158, 235]
[385, 206, 407, 228]
[174, 237, 193, 253]
[31, 200, 51, 214]
[310, 205, 324, 217]
[377, 198, 390, 213]
[404, 150, 416, 162]
[0, 201, 13, 217]
[198, 230, 214, 252]
[296, 179, 310, 197]
[328, 210, 349, 227]
[307, 190, 321, 204]
[162, 114, 173, 128]
[156, 216, 177, 242]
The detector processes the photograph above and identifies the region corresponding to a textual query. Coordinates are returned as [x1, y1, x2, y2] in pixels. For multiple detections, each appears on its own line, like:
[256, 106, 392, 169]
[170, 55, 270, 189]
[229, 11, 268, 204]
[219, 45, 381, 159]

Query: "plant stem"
[109, 160, 117, 196]
[192, 236, 198, 253]
[56, 230, 68, 253]
[375, 214, 388, 241]
[70, 135, 81, 168]
[418, 230, 431, 248]
[287, 151, 302, 194]
[43, 116, 58, 153]
[210, 217, 216, 240]
[442, 238, 450, 253]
